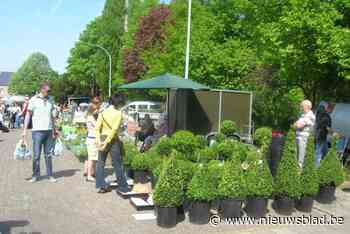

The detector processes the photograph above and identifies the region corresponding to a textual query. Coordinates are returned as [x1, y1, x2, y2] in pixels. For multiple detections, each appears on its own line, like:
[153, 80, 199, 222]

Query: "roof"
[0, 72, 13, 86]
[119, 73, 210, 90]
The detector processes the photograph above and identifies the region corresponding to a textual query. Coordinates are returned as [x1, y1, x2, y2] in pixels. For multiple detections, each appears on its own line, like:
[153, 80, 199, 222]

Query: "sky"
[0, 0, 106, 74]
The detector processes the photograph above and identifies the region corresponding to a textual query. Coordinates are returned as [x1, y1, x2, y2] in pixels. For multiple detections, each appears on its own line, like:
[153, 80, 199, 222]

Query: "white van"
[121, 101, 163, 121]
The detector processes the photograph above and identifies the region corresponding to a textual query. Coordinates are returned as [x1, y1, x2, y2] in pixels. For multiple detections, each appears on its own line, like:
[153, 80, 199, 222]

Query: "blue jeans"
[95, 140, 128, 192]
[32, 130, 54, 177]
[316, 139, 328, 167]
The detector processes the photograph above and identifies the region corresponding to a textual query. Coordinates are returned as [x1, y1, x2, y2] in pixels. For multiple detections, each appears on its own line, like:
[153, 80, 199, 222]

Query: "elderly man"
[293, 100, 316, 167]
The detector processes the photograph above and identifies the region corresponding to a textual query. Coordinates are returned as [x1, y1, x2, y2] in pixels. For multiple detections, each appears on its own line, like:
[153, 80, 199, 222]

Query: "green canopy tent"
[119, 73, 210, 134]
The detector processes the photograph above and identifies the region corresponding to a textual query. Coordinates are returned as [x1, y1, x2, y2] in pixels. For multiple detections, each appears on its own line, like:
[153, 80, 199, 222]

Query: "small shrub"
[218, 158, 247, 199]
[194, 147, 218, 163]
[300, 135, 319, 196]
[318, 140, 346, 187]
[170, 131, 201, 160]
[131, 153, 149, 171]
[274, 130, 301, 198]
[208, 160, 224, 197]
[153, 158, 185, 207]
[155, 137, 173, 156]
[187, 164, 218, 202]
[196, 135, 208, 149]
[212, 140, 235, 160]
[123, 142, 138, 168]
[254, 127, 272, 152]
[214, 133, 227, 143]
[220, 120, 237, 136]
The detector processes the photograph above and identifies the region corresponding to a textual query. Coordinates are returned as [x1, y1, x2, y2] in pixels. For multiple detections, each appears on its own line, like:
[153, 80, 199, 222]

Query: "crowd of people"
[0, 97, 30, 132]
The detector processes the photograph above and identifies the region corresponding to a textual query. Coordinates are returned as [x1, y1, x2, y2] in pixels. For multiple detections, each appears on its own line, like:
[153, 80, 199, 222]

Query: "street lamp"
[184, 0, 192, 80]
[82, 42, 112, 97]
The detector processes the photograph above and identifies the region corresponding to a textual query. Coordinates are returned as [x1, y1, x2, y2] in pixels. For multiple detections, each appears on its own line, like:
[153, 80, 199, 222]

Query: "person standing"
[293, 100, 316, 167]
[315, 104, 332, 167]
[84, 97, 101, 182]
[22, 82, 57, 183]
[95, 93, 129, 193]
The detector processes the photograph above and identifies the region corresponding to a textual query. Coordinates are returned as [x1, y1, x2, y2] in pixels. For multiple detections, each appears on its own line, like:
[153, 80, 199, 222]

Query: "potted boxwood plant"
[170, 130, 201, 161]
[187, 164, 217, 224]
[245, 152, 274, 218]
[155, 137, 173, 156]
[131, 153, 151, 184]
[317, 141, 346, 204]
[153, 158, 185, 228]
[296, 135, 318, 212]
[220, 120, 237, 137]
[254, 127, 272, 155]
[218, 158, 247, 218]
[273, 130, 301, 215]
[123, 142, 138, 179]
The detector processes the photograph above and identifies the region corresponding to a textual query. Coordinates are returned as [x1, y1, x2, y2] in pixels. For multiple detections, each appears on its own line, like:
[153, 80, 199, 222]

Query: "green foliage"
[9, 52, 58, 95]
[195, 147, 217, 163]
[212, 140, 235, 160]
[153, 158, 185, 207]
[123, 142, 139, 168]
[300, 136, 319, 196]
[220, 120, 237, 136]
[170, 131, 201, 161]
[131, 153, 149, 170]
[318, 142, 346, 187]
[218, 159, 247, 199]
[254, 127, 272, 149]
[176, 159, 195, 190]
[187, 164, 218, 202]
[274, 130, 301, 198]
[196, 135, 208, 149]
[245, 156, 274, 198]
[214, 133, 227, 143]
[208, 160, 225, 197]
[155, 137, 173, 156]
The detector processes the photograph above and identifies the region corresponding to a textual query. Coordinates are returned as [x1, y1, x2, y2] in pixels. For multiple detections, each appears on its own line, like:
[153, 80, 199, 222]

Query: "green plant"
[131, 153, 150, 171]
[123, 142, 139, 168]
[214, 133, 227, 143]
[318, 141, 346, 187]
[212, 140, 235, 160]
[300, 135, 319, 196]
[245, 155, 274, 198]
[196, 135, 208, 149]
[218, 158, 247, 199]
[170, 131, 201, 160]
[176, 159, 195, 190]
[254, 127, 272, 152]
[274, 130, 301, 198]
[187, 164, 218, 202]
[220, 120, 237, 136]
[153, 158, 185, 207]
[155, 137, 173, 156]
[208, 160, 224, 197]
[194, 147, 217, 163]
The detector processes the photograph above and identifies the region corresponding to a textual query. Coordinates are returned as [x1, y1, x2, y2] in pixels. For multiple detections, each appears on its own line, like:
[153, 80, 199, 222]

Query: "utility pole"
[184, 0, 192, 80]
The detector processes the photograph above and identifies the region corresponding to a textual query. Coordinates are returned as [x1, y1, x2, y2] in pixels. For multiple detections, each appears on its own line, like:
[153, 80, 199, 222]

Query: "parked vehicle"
[121, 101, 164, 121]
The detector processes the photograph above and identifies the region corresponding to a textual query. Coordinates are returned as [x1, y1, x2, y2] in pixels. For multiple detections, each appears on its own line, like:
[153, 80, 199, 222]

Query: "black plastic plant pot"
[125, 168, 134, 179]
[295, 196, 314, 213]
[273, 196, 295, 215]
[134, 170, 149, 184]
[245, 197, 268, 218]
[219, 199, 243, 218]
[317, 185, 336, 204]
[189, 201, 211, 225]
[177, 205, 185, 223]
[156, 206, 178, 228]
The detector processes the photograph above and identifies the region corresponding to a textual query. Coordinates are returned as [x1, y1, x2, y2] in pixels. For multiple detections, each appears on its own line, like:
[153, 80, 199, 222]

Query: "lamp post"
[82, 42, 112, 97]
[184, 0, 192, 80]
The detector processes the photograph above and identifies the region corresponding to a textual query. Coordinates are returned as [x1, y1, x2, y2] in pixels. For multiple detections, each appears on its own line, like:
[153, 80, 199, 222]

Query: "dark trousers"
[32, 130, 53, 177]
[95, 140, 128, 192]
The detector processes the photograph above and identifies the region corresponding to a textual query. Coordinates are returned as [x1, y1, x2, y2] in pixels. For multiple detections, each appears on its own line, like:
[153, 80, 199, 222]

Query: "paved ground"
[1, 130, 350, 234]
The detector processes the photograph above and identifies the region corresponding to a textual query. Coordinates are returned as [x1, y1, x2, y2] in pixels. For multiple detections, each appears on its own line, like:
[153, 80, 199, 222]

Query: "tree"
[9, 52, 58, 95]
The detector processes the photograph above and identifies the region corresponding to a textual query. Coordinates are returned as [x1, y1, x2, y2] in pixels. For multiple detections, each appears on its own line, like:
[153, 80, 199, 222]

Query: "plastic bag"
[53, 138, 63, 157]
[14, 140, 32, 160]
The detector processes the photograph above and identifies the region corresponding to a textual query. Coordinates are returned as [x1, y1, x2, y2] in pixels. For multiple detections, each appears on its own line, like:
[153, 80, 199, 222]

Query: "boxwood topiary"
[318, 140, 346, 187]
[212, 140, 236, 160]
[220, 120, 237, 136]
[123, 142, 139, 168]
[194, 147, 218, 163]
[131, 153, 150, 171]
[187, 164, 218, 202]
[170, 131, 201, 160]
[274, 130, 301, 199]
[218, 158, 247, 200]
[155, 137, 173, 156]
[300, 135, 319, 197]
[245, 152, 274, 198]
[254, 127, 272, 153]
[153, 158, 185, 207]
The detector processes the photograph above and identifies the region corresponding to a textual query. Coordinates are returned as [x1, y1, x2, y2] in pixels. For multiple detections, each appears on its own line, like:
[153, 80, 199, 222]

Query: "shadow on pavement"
[0, 220, 31, 234]
[342, 188, 350, 193]
[53, 169, 80, 178]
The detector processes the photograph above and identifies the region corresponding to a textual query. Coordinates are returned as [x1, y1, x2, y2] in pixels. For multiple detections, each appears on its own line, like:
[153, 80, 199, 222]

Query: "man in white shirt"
[22, 82, 57, 183]
[293, 100, 316, 167]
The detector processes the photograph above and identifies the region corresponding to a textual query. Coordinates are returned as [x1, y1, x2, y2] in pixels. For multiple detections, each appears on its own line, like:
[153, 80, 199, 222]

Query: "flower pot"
[316, 185, 336, 204]
[273, 196, 294, 215]
[177, 205, 185, 223]
[155, 206, 177, 228]
[125, 168, 134, 179]
[245, 197, 268, 218]
[134, 170, 149, 184]
[295, 196, 314, 213]
[219, 199, 243, 218]
[189, 201, 211, 225]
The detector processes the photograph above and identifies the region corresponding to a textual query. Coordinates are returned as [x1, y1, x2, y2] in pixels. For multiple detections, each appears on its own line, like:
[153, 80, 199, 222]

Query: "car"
[121, 101, 164, 121]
